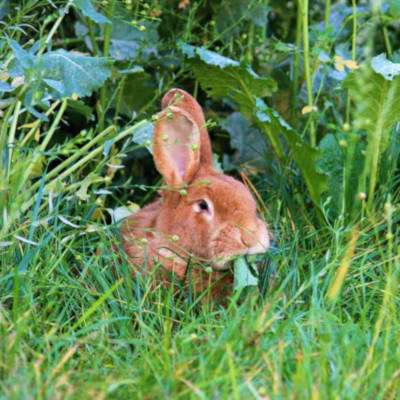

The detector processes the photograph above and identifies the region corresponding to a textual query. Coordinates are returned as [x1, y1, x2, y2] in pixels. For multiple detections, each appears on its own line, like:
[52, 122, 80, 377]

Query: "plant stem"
[87, 20, 100, 55]
[40, 0, 74, 55]
[345, 0, 357, 125]
[292, 2, 302, 125]
[382, 25, 392, 58]
[31, 126, 116, 194]
[7, 101, 21, 179]
[352, 1, 357, 61]
[20, 101, 61, 147]
[19, 120, 148, 216]
[300, 0, 316, 146]
[113, 76, 127, 123]
[99, 0, 116, 130]
[39, 99, 68, 151]
[324, 0, 331, 27]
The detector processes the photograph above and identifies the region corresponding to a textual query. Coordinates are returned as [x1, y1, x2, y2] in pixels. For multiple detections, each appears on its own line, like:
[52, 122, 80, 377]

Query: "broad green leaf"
[73, 0, 110, 25]
[234, 257, 258, 290]
[179, 42, 276, 101]
[346, 61, 400, 204]
[40, 50, 112, 98]
[9, 40, 35, 70]
[221, 112, 267, 170]
[110, 19, 158, 61]
[9, 41, 112, 109]
[180, 42, 327, 208]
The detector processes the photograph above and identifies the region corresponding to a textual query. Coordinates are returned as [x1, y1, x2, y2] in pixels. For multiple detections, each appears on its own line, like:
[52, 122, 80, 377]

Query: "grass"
[1, 0, 400, 398]
[1, 192, 399, 399]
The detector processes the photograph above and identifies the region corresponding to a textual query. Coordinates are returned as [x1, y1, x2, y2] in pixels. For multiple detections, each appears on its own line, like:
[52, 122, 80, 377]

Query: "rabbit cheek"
[210, 226, 243, 263]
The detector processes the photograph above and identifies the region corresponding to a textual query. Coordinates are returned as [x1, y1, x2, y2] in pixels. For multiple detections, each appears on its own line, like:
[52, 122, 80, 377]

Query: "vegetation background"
[0, 0, 399, 398]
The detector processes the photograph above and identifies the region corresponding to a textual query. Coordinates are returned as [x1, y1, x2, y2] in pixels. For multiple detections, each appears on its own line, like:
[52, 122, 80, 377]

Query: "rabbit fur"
[121, 88, 270, 293]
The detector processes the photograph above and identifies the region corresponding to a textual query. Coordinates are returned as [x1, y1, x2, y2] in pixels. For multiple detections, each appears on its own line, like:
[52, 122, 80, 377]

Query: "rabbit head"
[147, 88, 270, 270]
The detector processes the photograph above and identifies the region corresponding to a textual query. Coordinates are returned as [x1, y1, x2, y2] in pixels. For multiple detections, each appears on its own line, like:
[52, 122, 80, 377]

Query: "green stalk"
[39, 99, 68, 151]
[39, 0, 74, 55]
[72, 278, 123, 330]
[28, 126, 116, 195]
[19, 120, 148, 215]
[246, 23, 254, 64]
[344, 0, 358, 216]
[324, 0, 331, 27]
[99, 0, 116, 130]
[87, 20, 100, 55]
[352, 0, 357, 61]
[20, 101, 60, 147]
[382, 25, 392, 58]
[113, 76, 127, 123]
[292, 2, 302, 124]
[300, 0, 316, 146]
[6, 100, 21, 179]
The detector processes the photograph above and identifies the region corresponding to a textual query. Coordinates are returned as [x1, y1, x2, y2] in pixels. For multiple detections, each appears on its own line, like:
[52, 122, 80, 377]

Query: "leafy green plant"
[180, 42, 327, 210]
[346, 54, 400, 208]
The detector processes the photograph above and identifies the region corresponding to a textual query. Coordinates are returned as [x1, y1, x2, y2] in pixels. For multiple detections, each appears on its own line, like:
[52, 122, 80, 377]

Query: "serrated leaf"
[181, 42, 327, 208]
[346, 61, 400, 204]
[234, 257, 258, 290]
[40, 50, 112, 98]
[73, 0, 110, 25]
[180, 42, 276, 101]
[9, 42, 112, 107]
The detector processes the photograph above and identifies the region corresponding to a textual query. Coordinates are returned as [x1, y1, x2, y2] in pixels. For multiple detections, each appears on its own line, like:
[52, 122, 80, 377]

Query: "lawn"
[0, 1, 399, 399]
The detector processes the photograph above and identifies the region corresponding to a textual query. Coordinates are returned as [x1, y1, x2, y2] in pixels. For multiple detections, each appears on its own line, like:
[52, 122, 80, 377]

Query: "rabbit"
[121, 88, 270, 295]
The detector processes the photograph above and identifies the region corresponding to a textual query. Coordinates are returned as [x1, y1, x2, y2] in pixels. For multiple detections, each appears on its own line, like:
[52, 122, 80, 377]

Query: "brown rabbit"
[121, 88, 270, 295]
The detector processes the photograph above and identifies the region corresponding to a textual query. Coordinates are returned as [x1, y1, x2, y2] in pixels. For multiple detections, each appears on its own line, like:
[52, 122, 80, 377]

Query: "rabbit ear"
[153, 106, 201, 187]
[161, 88, 213, 168]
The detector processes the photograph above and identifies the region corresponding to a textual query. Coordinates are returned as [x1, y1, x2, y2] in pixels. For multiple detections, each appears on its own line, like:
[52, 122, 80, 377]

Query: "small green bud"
[170, 234, 180, 242]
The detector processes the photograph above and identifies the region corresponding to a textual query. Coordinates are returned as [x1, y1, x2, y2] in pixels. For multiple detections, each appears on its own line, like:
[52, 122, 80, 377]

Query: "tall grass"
[0, 0, 399, 398]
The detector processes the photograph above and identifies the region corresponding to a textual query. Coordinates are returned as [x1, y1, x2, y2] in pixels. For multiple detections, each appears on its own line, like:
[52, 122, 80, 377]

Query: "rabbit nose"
[242, 219, 270, 255]
[241, 228, 258, 247]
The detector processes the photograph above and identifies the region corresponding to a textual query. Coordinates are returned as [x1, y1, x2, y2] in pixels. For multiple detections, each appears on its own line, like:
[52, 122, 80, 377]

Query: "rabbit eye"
[192, 198, 213, 218]
[192, 198, 213, 219]
[198, 200, 209, 211]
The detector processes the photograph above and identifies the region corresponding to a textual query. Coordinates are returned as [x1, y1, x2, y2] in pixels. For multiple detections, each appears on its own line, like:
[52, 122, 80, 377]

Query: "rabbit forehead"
[188, 173, 257, 214]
